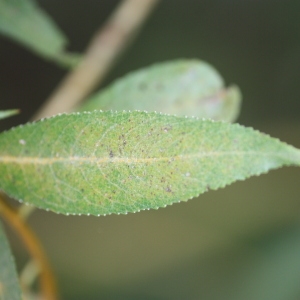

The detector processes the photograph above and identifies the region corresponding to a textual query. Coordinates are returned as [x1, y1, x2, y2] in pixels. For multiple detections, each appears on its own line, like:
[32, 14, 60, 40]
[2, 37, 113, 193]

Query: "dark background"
[1, 1, 300, 299]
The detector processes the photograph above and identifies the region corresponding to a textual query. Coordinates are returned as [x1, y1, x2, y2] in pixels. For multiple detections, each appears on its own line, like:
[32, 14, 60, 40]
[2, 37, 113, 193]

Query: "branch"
[0, 195, 59, 300]
[32, 0, 160, 120]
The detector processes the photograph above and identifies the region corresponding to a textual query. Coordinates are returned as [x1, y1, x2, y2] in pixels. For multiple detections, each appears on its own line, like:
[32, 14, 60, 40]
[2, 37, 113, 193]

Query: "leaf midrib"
[0, 151, 286, 166]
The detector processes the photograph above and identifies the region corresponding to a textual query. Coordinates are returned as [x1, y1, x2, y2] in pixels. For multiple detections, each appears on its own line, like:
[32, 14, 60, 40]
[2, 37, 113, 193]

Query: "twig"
[32, 0, 160, 120]
[0, 195, 59, 300]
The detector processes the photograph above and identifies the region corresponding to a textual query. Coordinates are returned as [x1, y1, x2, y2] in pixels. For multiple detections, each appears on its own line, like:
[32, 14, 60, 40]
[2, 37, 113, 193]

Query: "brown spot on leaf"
[162, 124, 172, 132]
[166, 186, 172, 193]
[109, 150, 114, 158]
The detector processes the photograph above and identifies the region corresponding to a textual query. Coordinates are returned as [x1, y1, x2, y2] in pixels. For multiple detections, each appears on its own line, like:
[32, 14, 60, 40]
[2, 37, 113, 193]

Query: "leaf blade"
[0, 220, 22, 300]
[0, 111, 299, 216]
[0, 109, 19, 121]
[0, 0, 79, 67]
[80, 60, 242, 122]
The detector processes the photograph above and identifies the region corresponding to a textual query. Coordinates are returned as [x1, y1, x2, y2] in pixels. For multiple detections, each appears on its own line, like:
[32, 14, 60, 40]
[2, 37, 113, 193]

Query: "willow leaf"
[0, 109, 19, 121]
[0, 0, 79, 67]
[80, 60, 242, 122]
[0, 220, 22, 300]
[0, 111, 299, 216]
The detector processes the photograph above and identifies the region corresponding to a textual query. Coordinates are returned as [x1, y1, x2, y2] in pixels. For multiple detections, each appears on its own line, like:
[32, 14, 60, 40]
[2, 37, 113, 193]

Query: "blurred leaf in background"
[81, 59, 241, 122]
[0, 220, 22, 300]
[0, 109, 19, 120]
[0, 0, 80, 67]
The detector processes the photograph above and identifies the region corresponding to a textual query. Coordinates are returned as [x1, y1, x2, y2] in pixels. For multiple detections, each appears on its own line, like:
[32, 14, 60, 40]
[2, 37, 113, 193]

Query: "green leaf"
[0, 220, 22, 300]
[80, 60, 242, 122]
[0, 109, 19, 120]
[0, 0, 80, 67]
[0, 111, 299, 216]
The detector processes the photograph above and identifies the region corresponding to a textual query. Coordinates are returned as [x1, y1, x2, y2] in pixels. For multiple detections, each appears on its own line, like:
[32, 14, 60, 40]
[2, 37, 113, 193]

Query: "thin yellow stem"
[0, 195, 59, 300]
[32, 0, 160, 120]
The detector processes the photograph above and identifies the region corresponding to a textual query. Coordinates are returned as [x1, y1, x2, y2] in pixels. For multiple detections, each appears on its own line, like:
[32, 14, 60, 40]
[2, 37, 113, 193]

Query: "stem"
[20, 259, 40, 297]
[32, 0, 160, 120]
[0, 195, 59, 300]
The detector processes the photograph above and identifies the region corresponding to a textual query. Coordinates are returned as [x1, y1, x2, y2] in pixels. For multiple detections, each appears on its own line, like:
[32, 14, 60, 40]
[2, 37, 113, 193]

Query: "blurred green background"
[1, 1, 300, 299]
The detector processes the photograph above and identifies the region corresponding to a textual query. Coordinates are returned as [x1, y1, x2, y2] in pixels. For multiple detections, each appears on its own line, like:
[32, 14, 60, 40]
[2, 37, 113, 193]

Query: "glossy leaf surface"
[80, 60, 241, 122]
[0, 111, 299, 216]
